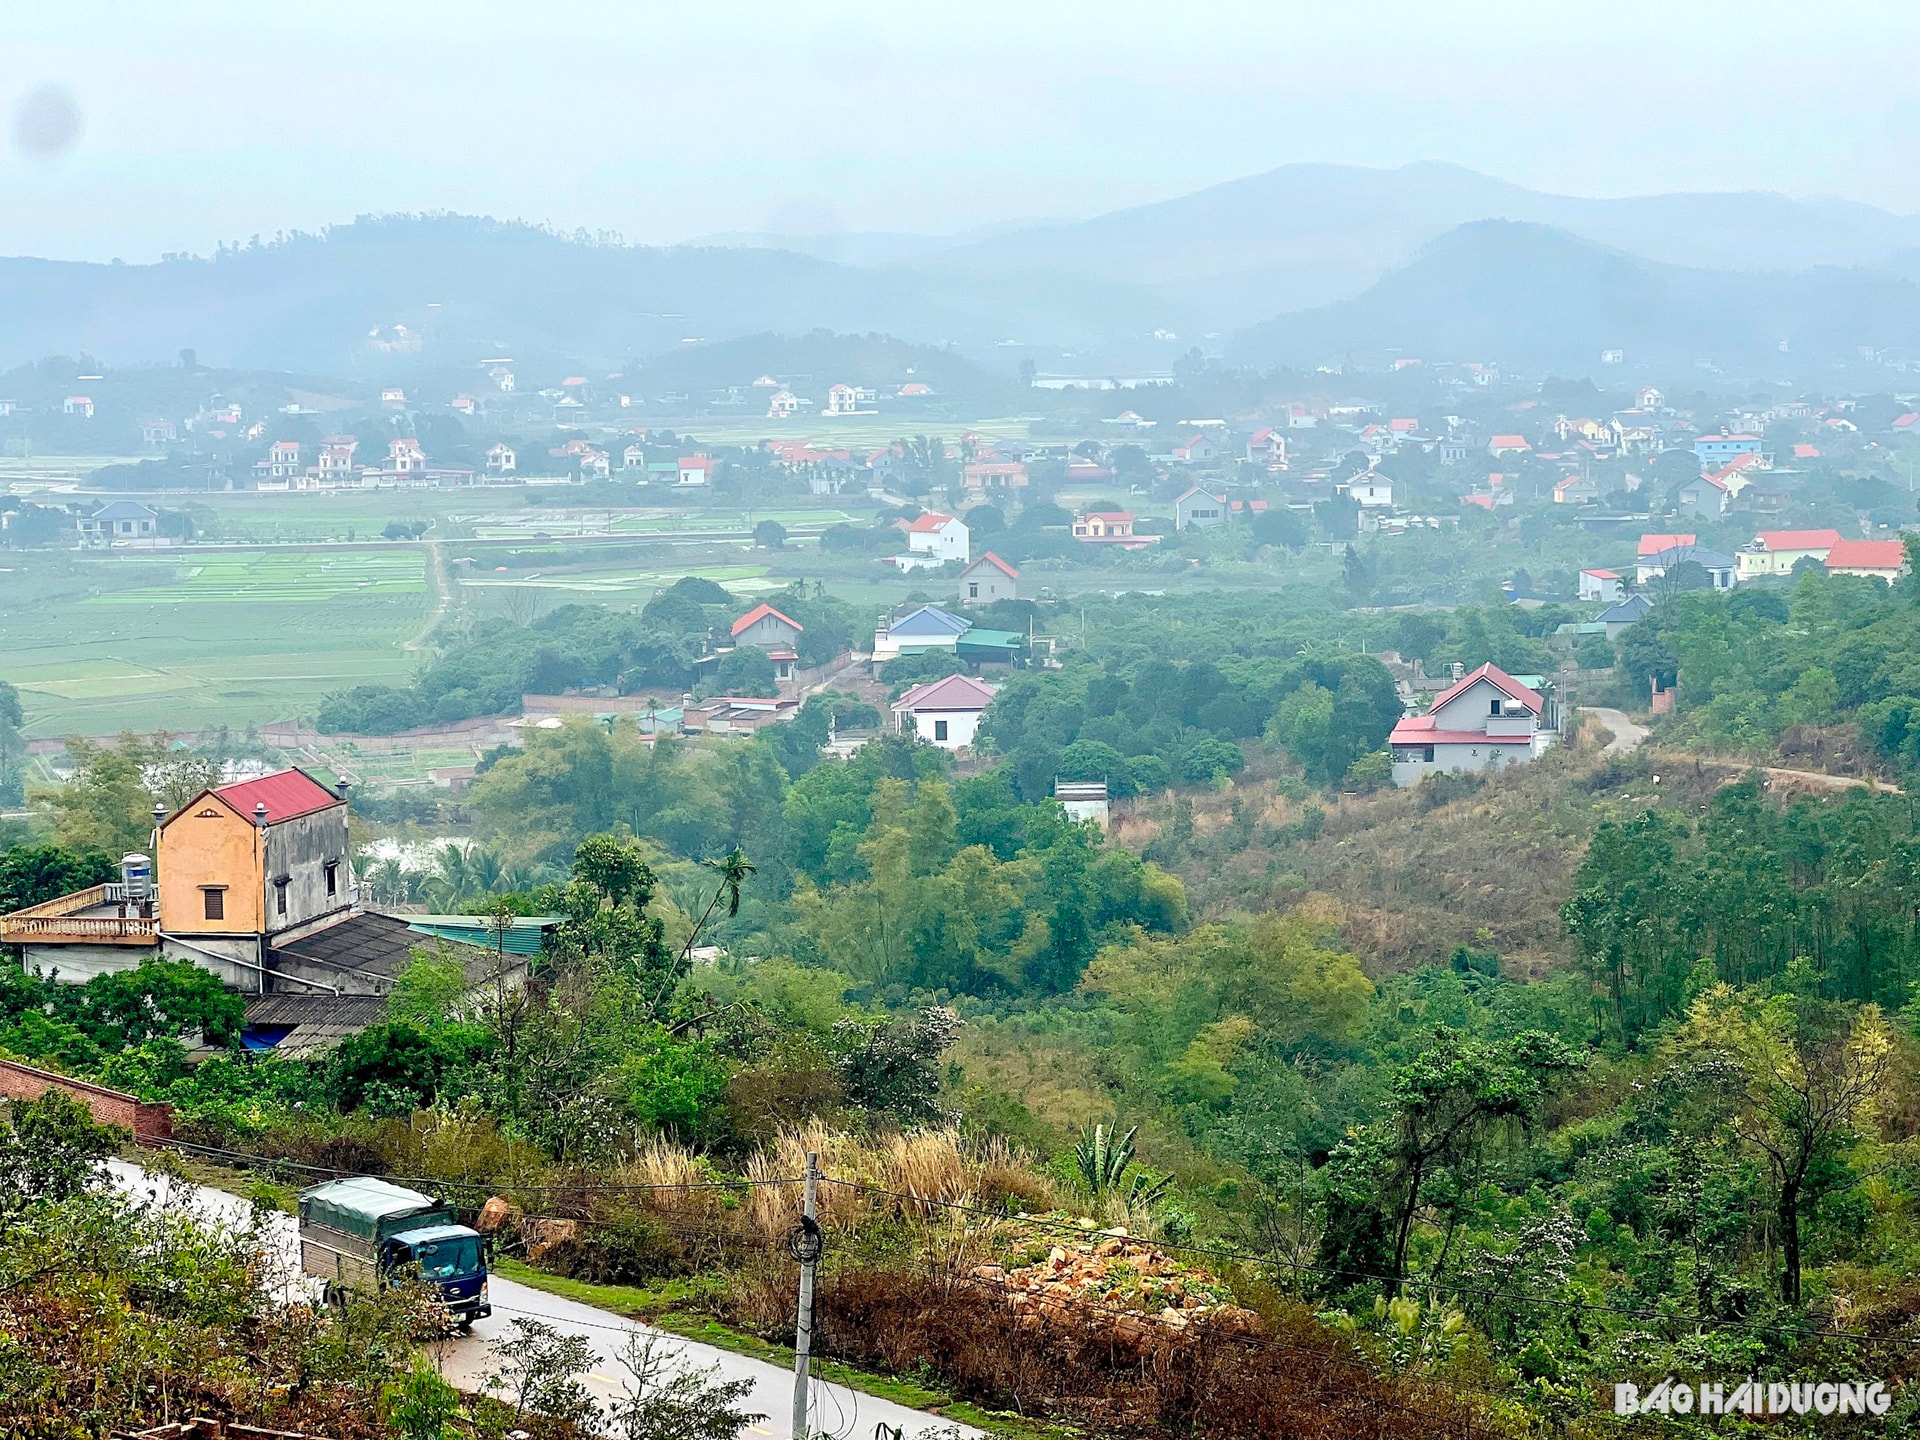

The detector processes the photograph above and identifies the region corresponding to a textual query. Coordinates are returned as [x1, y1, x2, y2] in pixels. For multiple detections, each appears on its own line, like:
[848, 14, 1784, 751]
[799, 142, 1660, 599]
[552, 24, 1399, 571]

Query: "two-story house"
[1388, 663, 1557, 787]
[1072, 511, 1159, 548]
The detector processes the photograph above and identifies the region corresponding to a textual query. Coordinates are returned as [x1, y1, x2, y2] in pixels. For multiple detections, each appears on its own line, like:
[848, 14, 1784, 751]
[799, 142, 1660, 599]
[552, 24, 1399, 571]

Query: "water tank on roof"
[121, 853, 153, 900]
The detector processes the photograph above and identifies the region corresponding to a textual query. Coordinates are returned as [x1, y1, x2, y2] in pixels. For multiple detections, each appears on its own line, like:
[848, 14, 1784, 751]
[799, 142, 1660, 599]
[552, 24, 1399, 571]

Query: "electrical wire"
[819, 1177, 1920, 1355]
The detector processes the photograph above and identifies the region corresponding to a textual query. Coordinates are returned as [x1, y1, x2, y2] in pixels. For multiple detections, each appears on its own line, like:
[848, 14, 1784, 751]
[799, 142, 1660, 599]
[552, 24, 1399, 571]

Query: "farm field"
[2, 550, 427, 738]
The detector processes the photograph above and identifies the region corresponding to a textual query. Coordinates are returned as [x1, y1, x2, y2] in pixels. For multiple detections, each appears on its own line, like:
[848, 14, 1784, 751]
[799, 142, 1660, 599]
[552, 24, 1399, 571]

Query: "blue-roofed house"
[873, 604, 972, 661]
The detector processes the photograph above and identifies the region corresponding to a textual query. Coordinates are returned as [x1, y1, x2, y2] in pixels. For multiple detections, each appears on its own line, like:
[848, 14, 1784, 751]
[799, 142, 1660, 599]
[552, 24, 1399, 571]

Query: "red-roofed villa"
[1388, 664, 1557, 787]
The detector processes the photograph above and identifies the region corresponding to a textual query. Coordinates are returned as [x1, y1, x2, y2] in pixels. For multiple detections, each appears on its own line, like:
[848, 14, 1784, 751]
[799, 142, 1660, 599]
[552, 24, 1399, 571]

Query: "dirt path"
[1584, 707, 1648, 754]
[1646, 749, 1904, 795]
[405, 538, 452, 651]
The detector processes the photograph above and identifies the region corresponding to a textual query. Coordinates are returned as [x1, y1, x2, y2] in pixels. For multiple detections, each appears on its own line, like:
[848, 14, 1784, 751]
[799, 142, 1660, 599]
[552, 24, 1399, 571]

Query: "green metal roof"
[405, 914, 561, 957]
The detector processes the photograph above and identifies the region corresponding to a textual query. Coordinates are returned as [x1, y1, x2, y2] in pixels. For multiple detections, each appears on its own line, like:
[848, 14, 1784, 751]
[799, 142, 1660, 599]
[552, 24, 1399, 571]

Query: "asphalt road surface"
[107, 1159, 974, 1440]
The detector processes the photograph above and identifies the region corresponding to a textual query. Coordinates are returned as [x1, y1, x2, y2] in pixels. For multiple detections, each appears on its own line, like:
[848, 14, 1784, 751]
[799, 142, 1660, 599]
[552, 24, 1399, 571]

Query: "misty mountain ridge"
[1229, 219, 1920, 369]
[6, 164, 1920, 377]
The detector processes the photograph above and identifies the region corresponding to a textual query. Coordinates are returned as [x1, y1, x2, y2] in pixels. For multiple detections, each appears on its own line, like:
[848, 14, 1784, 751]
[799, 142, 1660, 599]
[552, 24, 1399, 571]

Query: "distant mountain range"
[1227, 221, 1920, 370]
[5, 163, 1920, 377]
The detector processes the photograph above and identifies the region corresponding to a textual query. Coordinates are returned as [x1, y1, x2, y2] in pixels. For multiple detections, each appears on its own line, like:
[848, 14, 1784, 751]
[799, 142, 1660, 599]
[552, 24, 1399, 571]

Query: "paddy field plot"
[2, 550, 428, 738]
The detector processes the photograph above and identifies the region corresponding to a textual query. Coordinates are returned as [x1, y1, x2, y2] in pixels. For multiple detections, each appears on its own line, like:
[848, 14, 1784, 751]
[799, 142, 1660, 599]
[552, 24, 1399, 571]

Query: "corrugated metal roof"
[405, 914, 559, 958]
[214, 769, 341, 825]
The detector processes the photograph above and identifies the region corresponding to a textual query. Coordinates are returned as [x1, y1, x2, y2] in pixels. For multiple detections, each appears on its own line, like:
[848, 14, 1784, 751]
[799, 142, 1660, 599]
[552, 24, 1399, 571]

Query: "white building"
[905, 512, 970, 565]
[892, 673, 998, 750]
[1388, 663, 1557, 787]
[1054, 780, 1111, 830]
[1577, 568, 1623, 603]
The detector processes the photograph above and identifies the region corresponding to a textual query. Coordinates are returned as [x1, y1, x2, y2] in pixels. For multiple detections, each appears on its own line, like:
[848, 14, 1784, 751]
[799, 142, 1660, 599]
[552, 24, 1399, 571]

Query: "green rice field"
[2, 550, 428, 738]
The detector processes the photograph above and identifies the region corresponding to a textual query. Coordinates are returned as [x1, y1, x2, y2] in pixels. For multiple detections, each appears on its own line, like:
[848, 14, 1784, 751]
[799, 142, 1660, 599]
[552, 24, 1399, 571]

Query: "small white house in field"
[1388, 663, 1556, 787]
[892, 673, 998, 750]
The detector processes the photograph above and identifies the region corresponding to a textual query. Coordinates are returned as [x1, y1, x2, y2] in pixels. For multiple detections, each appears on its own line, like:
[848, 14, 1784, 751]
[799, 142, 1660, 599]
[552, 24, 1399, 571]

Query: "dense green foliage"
[317, 579, 862, 733]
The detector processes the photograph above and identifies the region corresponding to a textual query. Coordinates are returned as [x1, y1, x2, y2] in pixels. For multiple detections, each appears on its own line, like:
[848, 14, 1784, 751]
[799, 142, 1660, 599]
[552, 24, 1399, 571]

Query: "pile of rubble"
[966, 1227, 1262, 1349]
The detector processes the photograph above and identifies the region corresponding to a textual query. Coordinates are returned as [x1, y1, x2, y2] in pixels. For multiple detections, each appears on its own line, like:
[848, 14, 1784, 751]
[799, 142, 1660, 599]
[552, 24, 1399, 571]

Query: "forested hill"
[0, 214, 1128, 373]
[1229, 220, 1920, 369]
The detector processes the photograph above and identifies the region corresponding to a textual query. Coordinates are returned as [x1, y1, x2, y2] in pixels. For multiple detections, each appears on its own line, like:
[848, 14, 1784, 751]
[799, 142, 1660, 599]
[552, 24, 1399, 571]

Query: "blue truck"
[297, 1176, 491, 1327]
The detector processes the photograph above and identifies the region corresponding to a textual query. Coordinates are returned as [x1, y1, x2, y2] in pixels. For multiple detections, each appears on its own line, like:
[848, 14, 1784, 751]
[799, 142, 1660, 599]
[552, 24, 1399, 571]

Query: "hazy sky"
[8, 0, 1920, 262]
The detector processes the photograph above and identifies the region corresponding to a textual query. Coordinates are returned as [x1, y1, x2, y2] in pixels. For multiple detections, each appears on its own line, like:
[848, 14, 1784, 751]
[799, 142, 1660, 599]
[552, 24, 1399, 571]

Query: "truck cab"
[298, 1176, 491, 1326]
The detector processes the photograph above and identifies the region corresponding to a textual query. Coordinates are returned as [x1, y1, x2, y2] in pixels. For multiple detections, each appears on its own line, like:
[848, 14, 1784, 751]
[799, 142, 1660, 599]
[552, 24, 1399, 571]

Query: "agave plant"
[1075, 1121, 1139, 1198]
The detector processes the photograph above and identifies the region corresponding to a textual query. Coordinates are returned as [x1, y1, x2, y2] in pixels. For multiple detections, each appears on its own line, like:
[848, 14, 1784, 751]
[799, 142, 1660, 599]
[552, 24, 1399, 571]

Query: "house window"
[934, 719, 949, 742]
[1489, 699, 1502, 716]
[202, 887, 225, 921]
[968, 583, 979, 599]
[275, 878, 290, 917]
[325, 861, 338, 898]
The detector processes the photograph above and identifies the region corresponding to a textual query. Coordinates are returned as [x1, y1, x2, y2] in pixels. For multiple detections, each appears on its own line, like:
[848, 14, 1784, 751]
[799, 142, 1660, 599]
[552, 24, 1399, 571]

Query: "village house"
[623, 444, 647, 471]
[64, 395, 94, 418]
[484, 442, 516, 476]
[1694, 433, 1764, 467]
[872, 604, 972, 661]
[958, 552, 1019, 606]
[824, 384, 877, 417]
[389, 437, 427, 476]
[1245, 427, 1288, 470]
[1578, 568, 1623, 603]
[768, 388, 801, 419]
[1343, 472, 1394, 508]
[963, 460, 1029, 493]
[1388, 663, 1558, 787]
[76, 499, 162, 548]
[578, 446, 612, 480]
[380, 389, 407, 411]
[1637, 542, 1738, 590]
[1072, 510, 1159, 548]
[318, 437, 360, 483]
[904, 512, 970, 566]
[1736, 528, 1841, 580]
[1823, 537, 1910, 583]
[1595, 594, 1653, 639]
[730, 602, 805, 681]
[1173, 486, 1228, 530]
[1170, 432, 1219, 465]
[1488, 434, 1531, 457]
[892, 673, 999, 750]
[677, 454, 714, 486]
[1676, 471, 1733, 517]
[898, 382, 933, 398]
[262, 440, 303, 481]
[142, 419, 177, 446]
[1554, 474, 1601, 505]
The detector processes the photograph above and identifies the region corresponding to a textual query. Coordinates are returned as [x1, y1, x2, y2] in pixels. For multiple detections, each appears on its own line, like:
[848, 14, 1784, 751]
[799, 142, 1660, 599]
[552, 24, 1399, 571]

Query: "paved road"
[107, 1160, 972, 1440]
[1584, 707, 1648, 754]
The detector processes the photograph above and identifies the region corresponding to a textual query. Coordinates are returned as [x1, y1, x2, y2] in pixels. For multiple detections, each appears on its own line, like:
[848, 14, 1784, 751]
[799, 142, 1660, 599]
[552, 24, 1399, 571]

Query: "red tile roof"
[1490, 434, 1530, 448]
[1639, 532, 1695, 556]
[1824, 538, 1908, 572]
[907, 513, 958, 533]
[1793, 443, 1821, 458]
[1390, 718, 1521, 747]
[891, 674, 1000, 713]
[1754, 529, 1840, 552]
[213, 769, 341, 825]
[1426, 662, 1542, 715]
[730, 603, 803, 638]
[966, 552, 1018, 578]
[1581, 568, 1620, 579]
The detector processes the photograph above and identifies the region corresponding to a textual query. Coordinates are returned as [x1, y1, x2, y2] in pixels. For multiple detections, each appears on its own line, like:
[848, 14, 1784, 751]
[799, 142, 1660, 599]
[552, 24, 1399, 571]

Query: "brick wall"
[0, 1057, 173, 1143]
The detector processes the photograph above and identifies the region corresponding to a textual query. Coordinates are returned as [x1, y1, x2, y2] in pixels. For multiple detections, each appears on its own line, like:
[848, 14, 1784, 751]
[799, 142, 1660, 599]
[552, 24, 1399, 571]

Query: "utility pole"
[790, 1151, 823, 1440]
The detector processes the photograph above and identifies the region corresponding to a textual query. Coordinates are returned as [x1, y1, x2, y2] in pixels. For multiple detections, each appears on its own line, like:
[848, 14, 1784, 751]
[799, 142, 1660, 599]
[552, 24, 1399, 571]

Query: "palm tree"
[648, 847, 756, 1019]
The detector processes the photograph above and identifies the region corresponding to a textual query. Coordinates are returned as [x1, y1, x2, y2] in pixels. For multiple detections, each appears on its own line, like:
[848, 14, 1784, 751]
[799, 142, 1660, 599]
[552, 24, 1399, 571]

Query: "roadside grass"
[491, 1258, 1076, 1439]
